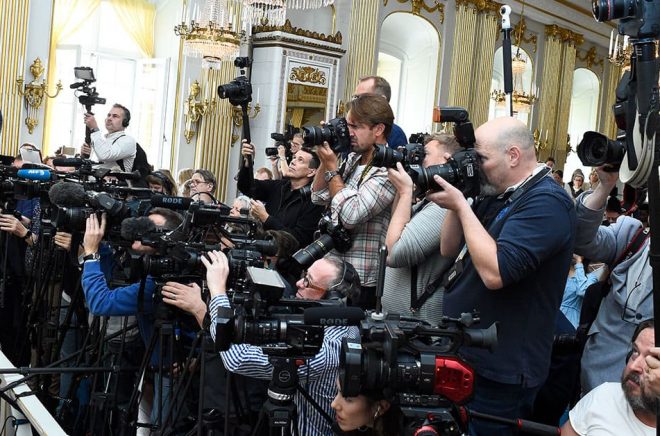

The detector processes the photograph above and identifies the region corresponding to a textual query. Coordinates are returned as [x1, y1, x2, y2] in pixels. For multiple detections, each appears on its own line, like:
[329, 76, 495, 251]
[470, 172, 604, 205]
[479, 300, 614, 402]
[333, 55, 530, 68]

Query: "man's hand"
[643, 347, 660, 397]
[81, 143, 92, 157]
[425, 175, 469, 213]
[83, 213, 106, 255]
[162, 282, 206, 316]
[277, 145, 287, 159]
[387, 162, 414, 194]
[0, 214, 28, 238]
[201, 250, 230, 297]
[241, 141, 255, 158]
[316, 142, 338, 171]
[250, 199, 268, 222]
[595, 166, 619, 190]
[83, 113, 99, 131]
[54, 232, 73, 252]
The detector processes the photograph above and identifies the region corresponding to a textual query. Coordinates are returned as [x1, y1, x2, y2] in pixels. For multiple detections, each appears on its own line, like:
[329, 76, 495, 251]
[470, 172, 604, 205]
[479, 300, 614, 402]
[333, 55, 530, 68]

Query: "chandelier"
[607, 30, 634, 68]
[174, 0, 242, 63]
[242, 0, 287, 29]
[490, 49, 537, 114]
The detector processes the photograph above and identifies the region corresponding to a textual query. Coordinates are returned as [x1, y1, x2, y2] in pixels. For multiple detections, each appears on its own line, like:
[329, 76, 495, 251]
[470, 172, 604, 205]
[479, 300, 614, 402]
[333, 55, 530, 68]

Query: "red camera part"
[433, 357, 474, 404]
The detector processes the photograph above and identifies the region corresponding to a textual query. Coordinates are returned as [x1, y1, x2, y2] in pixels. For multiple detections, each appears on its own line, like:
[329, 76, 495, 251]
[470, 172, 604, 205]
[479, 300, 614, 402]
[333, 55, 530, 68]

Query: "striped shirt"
[312, 152, 396, 286]
[209, 294, 360, 435]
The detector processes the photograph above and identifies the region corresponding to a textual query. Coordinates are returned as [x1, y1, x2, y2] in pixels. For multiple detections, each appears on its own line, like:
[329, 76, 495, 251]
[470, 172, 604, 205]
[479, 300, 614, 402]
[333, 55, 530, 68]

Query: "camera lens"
[577, 131, 626, 167]
[411, 163, 458, 192]
[292, 234, 335, 269]
[53, 207, 91, 232]
[592, 0, 636, 22]
[302, 126, 324, 146]
[372, 144, 404, 168]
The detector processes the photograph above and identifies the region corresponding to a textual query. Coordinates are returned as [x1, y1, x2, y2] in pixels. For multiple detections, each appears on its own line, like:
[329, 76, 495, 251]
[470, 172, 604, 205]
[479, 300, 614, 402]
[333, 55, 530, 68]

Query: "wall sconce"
[533, 128, 549, 152]
[184, 80, 216, 143]
[15, 58, 62, 134]
[230, 102, 261, 143]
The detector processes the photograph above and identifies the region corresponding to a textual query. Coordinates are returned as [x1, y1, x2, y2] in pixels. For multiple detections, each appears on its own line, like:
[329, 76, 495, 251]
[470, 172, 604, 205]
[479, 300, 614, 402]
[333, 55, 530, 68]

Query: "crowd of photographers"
[1, 71, 659, 436]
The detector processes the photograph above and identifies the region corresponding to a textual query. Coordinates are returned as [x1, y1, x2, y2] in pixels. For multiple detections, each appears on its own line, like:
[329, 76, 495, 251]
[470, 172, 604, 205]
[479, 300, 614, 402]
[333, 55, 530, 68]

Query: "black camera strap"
[440, 166, 552, 295]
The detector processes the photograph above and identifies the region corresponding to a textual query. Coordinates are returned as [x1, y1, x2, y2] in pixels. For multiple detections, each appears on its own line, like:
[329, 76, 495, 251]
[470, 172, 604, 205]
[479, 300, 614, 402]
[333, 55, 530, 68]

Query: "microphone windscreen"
[121, 216, 156, 241]
[303, 306, 365, 327]
[107, 170, 142, 181]
[17, 169, 52, 181]
[52, 158, 84, 167]
[151, 195, 193, 210]
[48, 182, 87, 207]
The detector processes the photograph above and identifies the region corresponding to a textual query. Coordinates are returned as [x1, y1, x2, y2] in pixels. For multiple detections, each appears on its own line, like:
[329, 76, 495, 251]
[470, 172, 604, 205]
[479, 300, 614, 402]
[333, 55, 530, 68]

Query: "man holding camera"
[190, 252, 360, 436]
[354, 76, 407, 148]
[82, 103, 136, 171]
[271, 133, 304, 179]
[427, 117, 576, 435]
[311, 93, 396, 309]
[238, 142, 325, 246]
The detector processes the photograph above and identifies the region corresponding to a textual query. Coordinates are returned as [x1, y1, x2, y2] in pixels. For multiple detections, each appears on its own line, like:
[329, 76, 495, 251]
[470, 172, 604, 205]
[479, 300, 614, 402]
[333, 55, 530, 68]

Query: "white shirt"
[569, 382, 655, 435]
[91, 130, 136, 171]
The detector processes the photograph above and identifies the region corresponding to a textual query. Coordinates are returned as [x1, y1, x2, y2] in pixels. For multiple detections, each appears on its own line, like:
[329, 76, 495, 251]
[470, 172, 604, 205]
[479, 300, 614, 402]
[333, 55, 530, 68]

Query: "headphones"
[150, 171, 174, 193]
[325, 261, 361, 302]
[115, 104, 131, 127]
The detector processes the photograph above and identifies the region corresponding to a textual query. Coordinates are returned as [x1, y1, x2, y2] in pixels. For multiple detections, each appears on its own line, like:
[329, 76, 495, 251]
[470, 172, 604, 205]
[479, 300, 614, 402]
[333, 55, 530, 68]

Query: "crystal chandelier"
[174, 0, 242, 63]
[286, 0, 334, 9]
[242, 0, 287, 28]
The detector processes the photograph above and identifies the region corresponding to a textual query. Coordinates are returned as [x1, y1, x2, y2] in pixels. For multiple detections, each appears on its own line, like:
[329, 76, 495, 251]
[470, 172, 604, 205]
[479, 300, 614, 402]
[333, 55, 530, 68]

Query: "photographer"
[238, 142, 324, 246]
[271, 133, 304, 180]
[82, 103, 136, 170]
[199, 253, 361, 436]
[353, 76, 407, 148]
[426, 117, 576, 435]
[381, 133, 461, 323]
[311, 93, 396, 308]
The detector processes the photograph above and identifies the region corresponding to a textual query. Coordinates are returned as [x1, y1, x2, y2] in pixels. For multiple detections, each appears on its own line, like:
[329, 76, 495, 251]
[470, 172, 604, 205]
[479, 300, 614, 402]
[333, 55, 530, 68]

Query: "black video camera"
[267, 124, 299, 157]
[52, 190, 130, 233]
[302, 117, 351, 155]
[70, 67, 106, 108]
[292, 214, 353, 269]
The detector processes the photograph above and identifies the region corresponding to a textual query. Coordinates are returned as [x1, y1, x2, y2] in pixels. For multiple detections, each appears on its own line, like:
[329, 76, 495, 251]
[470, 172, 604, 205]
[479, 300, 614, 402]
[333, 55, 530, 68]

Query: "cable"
[0, 415, 16, 435]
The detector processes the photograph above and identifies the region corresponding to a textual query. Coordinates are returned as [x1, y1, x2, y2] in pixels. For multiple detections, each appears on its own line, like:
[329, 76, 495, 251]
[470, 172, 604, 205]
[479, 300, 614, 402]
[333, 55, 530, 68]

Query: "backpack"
[112, 135, 152, 188]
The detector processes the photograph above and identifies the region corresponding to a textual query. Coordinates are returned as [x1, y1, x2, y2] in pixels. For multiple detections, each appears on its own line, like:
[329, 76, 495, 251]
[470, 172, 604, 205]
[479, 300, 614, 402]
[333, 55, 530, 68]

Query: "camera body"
[593, 0, 660, 39]
[52, 191, 130, 233]
[70, 67, 106, 108]
[292, 214, 353, 269]
[302, 117, 351, 155]
[218, 75, 252, 107]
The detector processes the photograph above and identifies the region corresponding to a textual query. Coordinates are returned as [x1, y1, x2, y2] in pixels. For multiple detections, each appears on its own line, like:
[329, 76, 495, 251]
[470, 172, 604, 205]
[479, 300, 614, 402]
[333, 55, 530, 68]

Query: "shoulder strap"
[112, 134, 128, 171]
[609, 226, 649, 275]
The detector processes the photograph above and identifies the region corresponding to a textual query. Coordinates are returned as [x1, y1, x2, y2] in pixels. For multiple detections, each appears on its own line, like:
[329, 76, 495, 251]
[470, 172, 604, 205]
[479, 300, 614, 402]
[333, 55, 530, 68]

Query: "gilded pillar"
[194, 62, 236, 200]
[554, 38, 580, 167]
[447, 0, 500, 126]
[0, 0, 30, 156]
[342, 0, 380, 101]
[602, 62, 622, 138]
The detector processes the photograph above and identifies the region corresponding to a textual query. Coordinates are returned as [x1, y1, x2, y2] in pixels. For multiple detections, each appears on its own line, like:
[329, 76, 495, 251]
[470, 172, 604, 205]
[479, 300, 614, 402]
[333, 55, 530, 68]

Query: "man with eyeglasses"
[164, 253, 361, 436]
[574, 167, 653, 395]
[189, 169, 216, 204]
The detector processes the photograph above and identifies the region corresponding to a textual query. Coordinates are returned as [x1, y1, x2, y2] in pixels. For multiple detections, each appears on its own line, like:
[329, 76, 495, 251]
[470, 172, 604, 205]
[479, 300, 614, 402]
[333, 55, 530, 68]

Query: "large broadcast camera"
[372, 107, 480, 196]
[302, 116, 351, 155]
[340, 311, 498, 435]
[577, 1, 660, 186]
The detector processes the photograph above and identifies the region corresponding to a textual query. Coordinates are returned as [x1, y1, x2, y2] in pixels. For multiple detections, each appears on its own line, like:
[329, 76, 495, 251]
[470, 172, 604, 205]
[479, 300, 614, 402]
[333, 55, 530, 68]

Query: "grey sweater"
[381, 201, 454, 325]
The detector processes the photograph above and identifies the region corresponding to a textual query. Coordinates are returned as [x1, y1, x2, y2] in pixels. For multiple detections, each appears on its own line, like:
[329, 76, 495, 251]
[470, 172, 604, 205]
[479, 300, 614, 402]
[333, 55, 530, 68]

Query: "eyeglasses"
[302, 272, 326, 293]
[189, 179, 208, 186]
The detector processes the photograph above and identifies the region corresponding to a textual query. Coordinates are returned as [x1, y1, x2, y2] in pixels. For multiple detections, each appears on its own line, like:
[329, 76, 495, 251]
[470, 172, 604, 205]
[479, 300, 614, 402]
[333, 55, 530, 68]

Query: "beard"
[622, 371, 657, 413]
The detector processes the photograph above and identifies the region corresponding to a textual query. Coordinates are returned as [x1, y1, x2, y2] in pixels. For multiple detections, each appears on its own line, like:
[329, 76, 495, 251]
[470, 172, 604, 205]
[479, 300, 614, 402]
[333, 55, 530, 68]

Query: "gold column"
[342, 0, 380, 101]
[537, 25, 582, 164]
[194, 62, 235, 201]
[602, 61, 622, 139]
[470, 10, 499, 126]
[447, 0, 500, 125]
[0, 0, 30, 156]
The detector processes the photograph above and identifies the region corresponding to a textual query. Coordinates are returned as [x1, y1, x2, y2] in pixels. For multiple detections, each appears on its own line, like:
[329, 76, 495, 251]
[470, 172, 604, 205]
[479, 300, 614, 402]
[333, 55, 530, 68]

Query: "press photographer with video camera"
[238, 140, 325, 246]
[310, 93, 396, 309]
[426, 117, 576, 435]
[200, 251, 361, 436]
[82, 103, 136, 171]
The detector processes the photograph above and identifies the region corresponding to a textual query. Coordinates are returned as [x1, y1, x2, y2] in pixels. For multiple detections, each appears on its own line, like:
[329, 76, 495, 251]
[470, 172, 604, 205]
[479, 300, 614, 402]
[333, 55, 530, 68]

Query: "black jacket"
[237, 166, 324, 246]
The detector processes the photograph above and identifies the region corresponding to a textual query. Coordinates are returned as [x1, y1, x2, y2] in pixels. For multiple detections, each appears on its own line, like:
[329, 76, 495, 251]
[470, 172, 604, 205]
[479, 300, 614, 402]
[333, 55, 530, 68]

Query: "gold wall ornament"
[289, 66, 327, 85]
[545, 24, 584, 47]
[512, 17, 537, 52]
[253, 19, 343, 44]
[577, 46, 604, 70]
[230, 103, 261, 143]
[15, 58, 63, 134]
[533, 128, 549, 152]
[455, 0, 501, 14]
[382, 0, 445, 24]
[183, 80, 217, 143]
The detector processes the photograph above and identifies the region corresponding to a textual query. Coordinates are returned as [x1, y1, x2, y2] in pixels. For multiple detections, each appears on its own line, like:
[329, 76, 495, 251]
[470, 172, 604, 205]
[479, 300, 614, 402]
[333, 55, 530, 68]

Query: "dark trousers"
[468, 375, 540, 436]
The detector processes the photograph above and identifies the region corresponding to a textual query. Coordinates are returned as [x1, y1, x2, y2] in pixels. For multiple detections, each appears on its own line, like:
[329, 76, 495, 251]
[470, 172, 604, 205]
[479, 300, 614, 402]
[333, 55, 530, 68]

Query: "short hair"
[631, 319, 655, 345]
[546, 157, 556, 163]
[265, 230, 299, 259]
[148, 207, 184, 230]
[233, 195, 251, 215]
[323, 257, 361, 301]
[424, 133, 462, 155]
[193, 169, 216, 188]
[358, 76, 392, 102]
[495, 123, 535, 153]
[553, 169, 564, 178]
[112, 103, 131, 127]
[300, 147, 320, 169]
[292, 133, 303, 141]
[146, 170, 178, 196]
[255, 167, 273, 179]
[346, 93, 394, 138]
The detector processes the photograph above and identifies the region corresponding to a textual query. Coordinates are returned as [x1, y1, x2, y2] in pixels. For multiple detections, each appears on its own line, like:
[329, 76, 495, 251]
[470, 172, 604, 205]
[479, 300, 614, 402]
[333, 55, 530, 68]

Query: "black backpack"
[112, 135, 152, 187]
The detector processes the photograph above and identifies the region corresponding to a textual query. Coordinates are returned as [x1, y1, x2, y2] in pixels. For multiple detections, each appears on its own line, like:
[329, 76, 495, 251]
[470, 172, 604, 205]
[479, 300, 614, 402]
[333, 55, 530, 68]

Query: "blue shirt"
[387, 123, 407, 149]
[444, 176, 576, 387]
[560, 264, 600, 329]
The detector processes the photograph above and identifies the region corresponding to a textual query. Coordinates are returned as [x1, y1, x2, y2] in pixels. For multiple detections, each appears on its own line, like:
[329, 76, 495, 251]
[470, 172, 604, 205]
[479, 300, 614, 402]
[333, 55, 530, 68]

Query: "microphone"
[17, 169, 52, 181]
[48, 182, 87, 207]
[303, 306, 365, 327]
[151, 195, 193, 210]
[107, 170, 142, 181]
[52, 158, 85, 167]
[121, 217, 157, 241]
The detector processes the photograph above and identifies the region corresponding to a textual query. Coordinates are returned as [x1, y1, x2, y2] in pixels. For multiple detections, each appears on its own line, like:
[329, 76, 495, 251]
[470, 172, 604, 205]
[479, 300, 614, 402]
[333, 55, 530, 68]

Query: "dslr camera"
[267, 124, 299, 158]
[292, 214, 352, 269]
[302, 117, 351, 155]
[218, 57, 252, 107]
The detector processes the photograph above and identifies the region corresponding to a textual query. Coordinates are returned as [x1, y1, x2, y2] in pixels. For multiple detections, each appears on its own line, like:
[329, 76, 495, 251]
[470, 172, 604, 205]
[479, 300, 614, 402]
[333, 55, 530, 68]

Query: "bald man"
[427, 117, 576, 435]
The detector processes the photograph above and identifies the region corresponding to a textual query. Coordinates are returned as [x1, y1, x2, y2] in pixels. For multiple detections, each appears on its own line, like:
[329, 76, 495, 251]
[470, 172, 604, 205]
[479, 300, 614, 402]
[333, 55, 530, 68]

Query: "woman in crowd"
[331, 381, 403, 436]
[146, 170, 178, 196]
[565, 169, 585, 199]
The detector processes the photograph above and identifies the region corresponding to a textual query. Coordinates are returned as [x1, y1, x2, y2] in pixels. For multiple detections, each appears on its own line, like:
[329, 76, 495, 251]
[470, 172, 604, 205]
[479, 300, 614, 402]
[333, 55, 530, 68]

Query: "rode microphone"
[303, 306, 365, 326]
[151, 195, 193, 210]
[17, 169, 53, 181]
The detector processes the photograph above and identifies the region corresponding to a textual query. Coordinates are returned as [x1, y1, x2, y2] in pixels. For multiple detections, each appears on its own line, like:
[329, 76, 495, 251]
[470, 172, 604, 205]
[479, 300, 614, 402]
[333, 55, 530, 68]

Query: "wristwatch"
[82, 252, 101, 262]
[324, 170, 339, 183]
